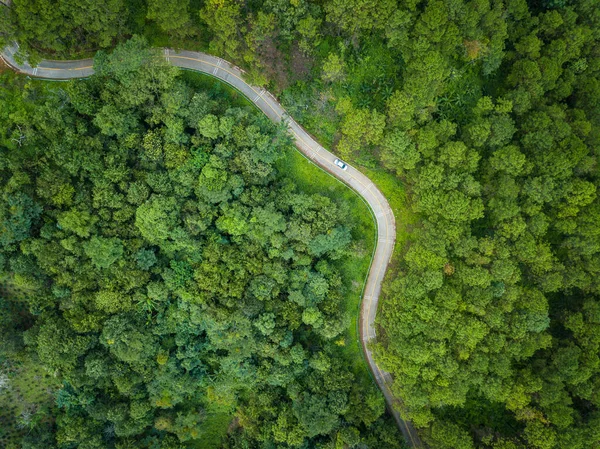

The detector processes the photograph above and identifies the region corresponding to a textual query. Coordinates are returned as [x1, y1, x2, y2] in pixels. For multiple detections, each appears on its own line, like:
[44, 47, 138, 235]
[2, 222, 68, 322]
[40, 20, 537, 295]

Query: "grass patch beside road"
[358, 166, 417, 261]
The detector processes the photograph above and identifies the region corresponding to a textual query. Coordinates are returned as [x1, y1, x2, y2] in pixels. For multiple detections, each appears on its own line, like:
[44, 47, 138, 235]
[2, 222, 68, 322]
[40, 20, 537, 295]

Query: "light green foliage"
[335, 97, 386, 159]
[200, 0, 242, 59]
[381, 129, 421, 174]
[30, 317, 92, 373]
[93, 36, 179, 108]
[147, 0, 190, 35]
[135, 195, 179, 244]
[95, 290, 131, 313]
[297, 15, 322, 54]
[372, 2, 600, 448]
[57, 208, 96, 238]
[293, 393, 339, 438]
[324, 0, 396, 36]
[83, 236, 124, 269]
[198, 114, 220, 139]
[322, 53, 346, 83]
[101, 314, 158, 364]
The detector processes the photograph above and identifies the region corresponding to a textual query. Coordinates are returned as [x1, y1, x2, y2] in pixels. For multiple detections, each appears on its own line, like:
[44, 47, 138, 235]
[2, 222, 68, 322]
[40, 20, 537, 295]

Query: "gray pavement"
[1, 43, 423, 448]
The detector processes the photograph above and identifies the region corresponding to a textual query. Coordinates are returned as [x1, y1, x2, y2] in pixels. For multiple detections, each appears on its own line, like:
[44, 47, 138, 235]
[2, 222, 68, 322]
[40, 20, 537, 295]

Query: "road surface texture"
[1, 43, 423, 448]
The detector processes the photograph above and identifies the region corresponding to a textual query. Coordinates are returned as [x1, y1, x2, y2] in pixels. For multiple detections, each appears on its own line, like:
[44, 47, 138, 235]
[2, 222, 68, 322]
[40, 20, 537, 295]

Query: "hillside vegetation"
[0, 39, 402, 448]
[1, 0, 600, 448]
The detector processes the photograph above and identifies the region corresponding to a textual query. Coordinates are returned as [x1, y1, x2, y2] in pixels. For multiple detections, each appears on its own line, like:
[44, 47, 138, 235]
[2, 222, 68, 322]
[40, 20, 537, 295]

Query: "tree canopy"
[0, 38, 402, 448]
[2, 0, 600, 448]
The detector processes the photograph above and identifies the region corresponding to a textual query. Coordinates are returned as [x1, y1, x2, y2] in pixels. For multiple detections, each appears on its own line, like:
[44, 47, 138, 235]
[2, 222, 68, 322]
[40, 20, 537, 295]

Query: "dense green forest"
[0, 39, 403, 448]
[2, 0, 600, 448]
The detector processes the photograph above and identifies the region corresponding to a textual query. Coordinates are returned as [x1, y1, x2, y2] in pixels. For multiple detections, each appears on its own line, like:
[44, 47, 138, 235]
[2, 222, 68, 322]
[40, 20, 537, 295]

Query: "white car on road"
[334, 158, 348, 170]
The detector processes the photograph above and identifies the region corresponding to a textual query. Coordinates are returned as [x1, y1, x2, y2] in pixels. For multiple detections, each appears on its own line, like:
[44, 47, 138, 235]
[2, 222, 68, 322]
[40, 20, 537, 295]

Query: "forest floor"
[0, 56, 9, 73]
[0, 359, 59, 448]
[0, 277, 60, 449]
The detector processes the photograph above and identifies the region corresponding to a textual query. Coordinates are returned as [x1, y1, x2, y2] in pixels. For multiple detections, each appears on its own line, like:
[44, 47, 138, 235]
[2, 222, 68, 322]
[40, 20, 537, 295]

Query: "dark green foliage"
[3, 0, 129, 57]
[293, 393, 339, 438]
[0, 192, 41, 249]
[135, 248, 156, 270]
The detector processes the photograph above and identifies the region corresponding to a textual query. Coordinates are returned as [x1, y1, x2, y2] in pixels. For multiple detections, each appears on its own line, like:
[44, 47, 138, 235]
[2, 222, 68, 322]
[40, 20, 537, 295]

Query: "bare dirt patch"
[256, 36, 289, 92]
[289, 45, 314, 83]
[0, 56, 10, 73]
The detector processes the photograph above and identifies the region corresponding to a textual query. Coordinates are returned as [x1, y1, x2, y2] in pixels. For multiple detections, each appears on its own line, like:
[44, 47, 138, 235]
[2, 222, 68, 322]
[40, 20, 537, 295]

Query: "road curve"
[1, 43, 422, 448]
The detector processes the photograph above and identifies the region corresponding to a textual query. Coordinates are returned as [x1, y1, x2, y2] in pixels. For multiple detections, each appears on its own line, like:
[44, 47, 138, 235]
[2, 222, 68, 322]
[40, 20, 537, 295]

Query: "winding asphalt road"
[1, 43, 422, 448]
